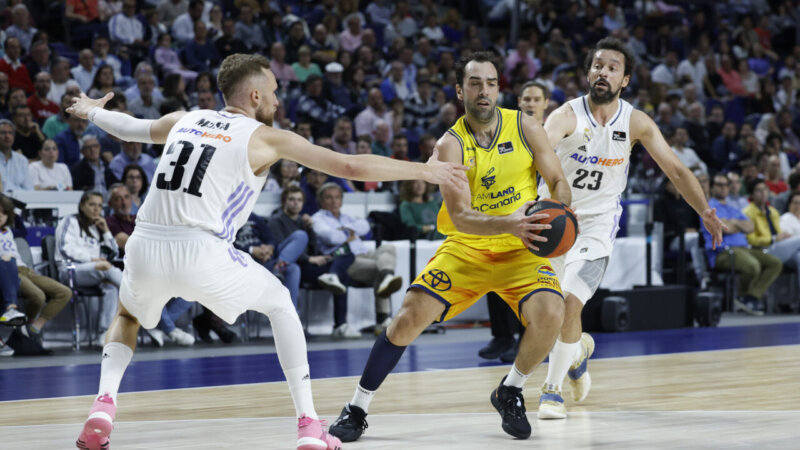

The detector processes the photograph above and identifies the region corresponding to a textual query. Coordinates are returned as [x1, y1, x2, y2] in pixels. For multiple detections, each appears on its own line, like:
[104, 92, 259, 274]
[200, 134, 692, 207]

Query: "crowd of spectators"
[2, 0, 800, 346]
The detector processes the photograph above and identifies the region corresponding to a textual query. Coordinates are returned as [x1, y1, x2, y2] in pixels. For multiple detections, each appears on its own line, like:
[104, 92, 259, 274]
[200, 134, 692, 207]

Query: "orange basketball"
[525, 199, 578, 258]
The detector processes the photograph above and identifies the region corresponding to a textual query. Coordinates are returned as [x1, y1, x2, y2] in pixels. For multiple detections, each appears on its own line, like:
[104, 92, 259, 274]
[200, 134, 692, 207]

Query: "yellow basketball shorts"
[409, 239, 562, 327]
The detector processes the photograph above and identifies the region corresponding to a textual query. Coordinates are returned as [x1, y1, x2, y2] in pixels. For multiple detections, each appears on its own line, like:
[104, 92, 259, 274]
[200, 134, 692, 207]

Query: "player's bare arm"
[522, 113, 571, 206]
[67, 92, 187, 145]
[543, 103, 577, 149]
[436, 133, 550, 250]
[631, 109, 726, 248]
[253, 126, 468, 186]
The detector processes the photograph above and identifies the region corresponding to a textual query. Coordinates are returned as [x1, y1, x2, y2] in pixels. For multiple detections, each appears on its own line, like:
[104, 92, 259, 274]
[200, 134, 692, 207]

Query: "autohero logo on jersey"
[473, 185, 522, 212]
[569, 153, 624, 167]
[177, 127, 233, 143]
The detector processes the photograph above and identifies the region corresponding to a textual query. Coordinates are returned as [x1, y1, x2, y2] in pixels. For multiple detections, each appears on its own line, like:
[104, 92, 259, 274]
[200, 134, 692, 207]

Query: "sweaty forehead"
[465, 61, 498, 80]
[592, 50, 624, 66]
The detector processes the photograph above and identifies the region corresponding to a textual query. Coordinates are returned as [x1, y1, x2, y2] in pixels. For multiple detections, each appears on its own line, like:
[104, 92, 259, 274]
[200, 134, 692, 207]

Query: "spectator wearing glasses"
[702, 174, 782, 315]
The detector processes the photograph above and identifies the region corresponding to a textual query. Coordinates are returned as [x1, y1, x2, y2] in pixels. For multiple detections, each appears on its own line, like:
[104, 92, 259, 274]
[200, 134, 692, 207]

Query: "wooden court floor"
[3, 345, 800, 449]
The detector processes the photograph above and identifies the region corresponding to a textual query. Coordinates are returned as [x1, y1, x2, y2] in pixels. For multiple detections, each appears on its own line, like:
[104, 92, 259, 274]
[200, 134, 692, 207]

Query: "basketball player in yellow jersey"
[329, 51, 572, 442]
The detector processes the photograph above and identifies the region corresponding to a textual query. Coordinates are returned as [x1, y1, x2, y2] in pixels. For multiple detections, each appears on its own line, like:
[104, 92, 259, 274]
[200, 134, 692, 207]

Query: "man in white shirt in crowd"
[355, 88, 393, 143]
[171, 0, 205, 44]
[671, 126, 707, 175]
[71, 49, 97, 93]
[28, 139, 72, 190]
[0, 119, 31, 193]
[47, 60, 79, 105]
[651, 50, 679, 88]
[312, 182, 403, 335]
[676, 50, 706, 97]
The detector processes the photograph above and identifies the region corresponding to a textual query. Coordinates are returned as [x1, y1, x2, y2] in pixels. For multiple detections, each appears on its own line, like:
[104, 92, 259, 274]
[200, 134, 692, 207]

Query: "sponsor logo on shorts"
[177, 127, 233, 142]
[537, 264, 556, 277]
[422, 269, 451, 291]
[580, 247, 588, 253]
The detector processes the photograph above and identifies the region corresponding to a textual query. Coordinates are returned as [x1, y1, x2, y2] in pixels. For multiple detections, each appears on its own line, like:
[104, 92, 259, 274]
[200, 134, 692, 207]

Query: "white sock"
[502, 364, 530, 389]
[544, 339, 580, 390]
[266, 302, 317, 420]
[285, 364, 317, 420]
[350, 385, 375, 413]
[98, 342, 133, 404]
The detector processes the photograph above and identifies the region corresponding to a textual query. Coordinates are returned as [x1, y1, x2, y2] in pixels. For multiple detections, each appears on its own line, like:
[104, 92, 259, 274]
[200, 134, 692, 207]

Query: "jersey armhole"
[446, 128, 465, 165]
[516, 111, 534, 161]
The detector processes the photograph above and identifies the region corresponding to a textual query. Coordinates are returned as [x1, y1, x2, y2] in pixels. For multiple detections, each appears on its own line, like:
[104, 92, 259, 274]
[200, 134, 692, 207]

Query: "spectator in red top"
[65, 0, 102, 48]
[0, 37, 33, 94]
[27, 72, 59, 125]
[765, 155, 788, 195]
[717, 54, 747, 97]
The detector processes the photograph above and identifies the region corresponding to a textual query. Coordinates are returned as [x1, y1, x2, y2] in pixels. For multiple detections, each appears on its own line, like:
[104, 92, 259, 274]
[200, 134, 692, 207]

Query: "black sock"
[359, 330, 406, 391]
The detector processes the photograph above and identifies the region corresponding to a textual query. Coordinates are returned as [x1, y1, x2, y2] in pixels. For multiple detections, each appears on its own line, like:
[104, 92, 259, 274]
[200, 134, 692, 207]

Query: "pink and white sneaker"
[297, 414, 343, 450]
[76, 394, 116, 450]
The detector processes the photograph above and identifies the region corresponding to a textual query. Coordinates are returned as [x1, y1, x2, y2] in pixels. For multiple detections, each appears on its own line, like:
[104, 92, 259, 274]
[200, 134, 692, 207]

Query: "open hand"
[508, 200, 552, 251]
[66, 92, 114, 119]
[701, 208, 727, 249]
[423, 148, 469, 189]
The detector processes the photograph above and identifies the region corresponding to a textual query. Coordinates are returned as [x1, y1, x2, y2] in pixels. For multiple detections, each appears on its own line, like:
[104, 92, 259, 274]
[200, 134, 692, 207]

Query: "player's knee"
[564, 294, 585, 317]
[525, 294, 564, 329]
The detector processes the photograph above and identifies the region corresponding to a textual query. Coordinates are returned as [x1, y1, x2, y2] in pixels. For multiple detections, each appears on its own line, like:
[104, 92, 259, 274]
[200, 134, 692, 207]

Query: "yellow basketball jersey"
[438, 107, 538, 252]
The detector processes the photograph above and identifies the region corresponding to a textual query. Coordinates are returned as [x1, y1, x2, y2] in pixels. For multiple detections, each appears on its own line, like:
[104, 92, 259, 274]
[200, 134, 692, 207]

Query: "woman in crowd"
[292, 45, 322, 83]
[54, 191, 121, 343]
[162, 73, 190, 110]
[398, 179, 444, 240]
[0, 195, 26, 326]
[122, 164, 148, 214]
[87, 65, 116, 99]
[265, 159, 301, 194]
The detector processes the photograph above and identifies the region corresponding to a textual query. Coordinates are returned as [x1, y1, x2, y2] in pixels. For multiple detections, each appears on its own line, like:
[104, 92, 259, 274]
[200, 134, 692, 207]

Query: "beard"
[465, 98, 496, 123]
[589, 79, 621, 104]
[255, 103, 274, 126]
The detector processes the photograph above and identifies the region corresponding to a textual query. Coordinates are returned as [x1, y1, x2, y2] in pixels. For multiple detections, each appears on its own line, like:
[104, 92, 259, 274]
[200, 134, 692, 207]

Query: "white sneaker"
[146, 328, 165, 347]
[169, 328, 196, 346]
[538, 383, 567, 420]
[567, 333, 595, 402]
[332, 323, 361, 339]
[376, 274, 402, 297]
[0, 308, 27, 327]
[318, 273, 347, 295]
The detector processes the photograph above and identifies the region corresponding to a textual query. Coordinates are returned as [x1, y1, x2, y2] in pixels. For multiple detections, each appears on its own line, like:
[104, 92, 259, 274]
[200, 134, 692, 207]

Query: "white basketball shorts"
[119, 222, 291, 329]
[550, 210, 620, 303]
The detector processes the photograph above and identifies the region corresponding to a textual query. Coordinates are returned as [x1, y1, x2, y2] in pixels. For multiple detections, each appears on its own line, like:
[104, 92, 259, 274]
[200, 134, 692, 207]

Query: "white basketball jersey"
[540, 96, 634, 216]
[137, 110, 266, 241]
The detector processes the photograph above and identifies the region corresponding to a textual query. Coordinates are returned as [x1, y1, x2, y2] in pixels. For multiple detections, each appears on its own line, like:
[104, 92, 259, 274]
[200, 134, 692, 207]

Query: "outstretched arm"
[632, 110, 726, 248]
[67, 92, 187, 145]
[255, 126, 469, 187]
